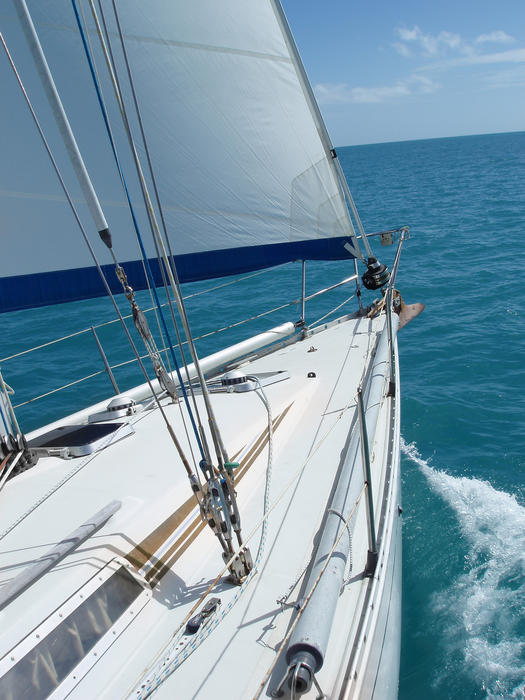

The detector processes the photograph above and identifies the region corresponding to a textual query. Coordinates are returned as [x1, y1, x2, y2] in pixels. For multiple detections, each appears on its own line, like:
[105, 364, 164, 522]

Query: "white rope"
[127, 375, 363, 698]
[326, 508, 353, 590]
[252, 485, 366, 700]
[252, 377, 273, 562]
[129, 379, 275, 698]
[0, 422, 131, 542]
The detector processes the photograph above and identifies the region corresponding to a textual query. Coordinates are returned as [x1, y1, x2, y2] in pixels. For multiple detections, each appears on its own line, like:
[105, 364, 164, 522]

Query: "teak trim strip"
[125, 403, 293, 584]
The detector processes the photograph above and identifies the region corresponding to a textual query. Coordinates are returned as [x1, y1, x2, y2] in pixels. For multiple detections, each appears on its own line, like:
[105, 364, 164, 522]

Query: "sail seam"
[122, 34, 293, 63]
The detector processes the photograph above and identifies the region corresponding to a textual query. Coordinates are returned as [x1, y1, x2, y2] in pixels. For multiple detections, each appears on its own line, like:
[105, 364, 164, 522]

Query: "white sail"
[0, 3, 407, 698]
[0, 0, 358, 312]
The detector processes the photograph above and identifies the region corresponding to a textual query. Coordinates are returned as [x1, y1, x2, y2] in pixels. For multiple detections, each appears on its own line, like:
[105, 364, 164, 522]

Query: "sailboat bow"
[0, 1, 414, 698]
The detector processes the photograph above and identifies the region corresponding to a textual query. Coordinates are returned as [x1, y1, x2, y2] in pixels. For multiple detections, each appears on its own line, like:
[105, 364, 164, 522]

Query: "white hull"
[0, 310, 401, 699]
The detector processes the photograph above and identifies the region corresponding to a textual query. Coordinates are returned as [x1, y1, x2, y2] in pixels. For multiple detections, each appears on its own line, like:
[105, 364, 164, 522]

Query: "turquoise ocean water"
[2, 131, 525, 698]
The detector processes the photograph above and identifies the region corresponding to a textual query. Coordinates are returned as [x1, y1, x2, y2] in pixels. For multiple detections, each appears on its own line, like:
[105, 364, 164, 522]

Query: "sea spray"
[402, 439, 525, 698]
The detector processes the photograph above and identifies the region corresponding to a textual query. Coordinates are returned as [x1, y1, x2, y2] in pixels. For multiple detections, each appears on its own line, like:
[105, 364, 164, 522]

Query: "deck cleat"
[185, 597, 221, 635]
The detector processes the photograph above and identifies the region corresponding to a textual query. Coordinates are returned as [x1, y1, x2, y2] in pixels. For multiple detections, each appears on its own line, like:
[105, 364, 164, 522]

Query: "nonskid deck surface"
[0, 313, 396, 699]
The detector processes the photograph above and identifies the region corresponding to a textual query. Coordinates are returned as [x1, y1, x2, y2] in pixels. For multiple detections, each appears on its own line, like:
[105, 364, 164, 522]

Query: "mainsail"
[1, 0, 359, 313]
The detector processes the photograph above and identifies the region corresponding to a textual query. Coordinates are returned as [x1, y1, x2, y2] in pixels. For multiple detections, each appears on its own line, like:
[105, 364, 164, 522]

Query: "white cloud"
[398, 27, 422, 43]
[314, 74, 440, 105]
[393, 26, 525, 91]
[316, 26, 525, 110]
[420, 48, 525, 71]
[395, 25, 466, 57]
[394, 26, 518, 61]
[393, 42, 412, 57]
[482, 65, 525, 89]
[410, 74, 440, 93]
[475, 31, 515, 44]
[350, 83, 411, 103]
[314, 83, 354, 104]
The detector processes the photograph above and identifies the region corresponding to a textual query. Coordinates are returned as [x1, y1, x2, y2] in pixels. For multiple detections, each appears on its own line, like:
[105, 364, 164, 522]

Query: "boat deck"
[0, 312, 401, 700]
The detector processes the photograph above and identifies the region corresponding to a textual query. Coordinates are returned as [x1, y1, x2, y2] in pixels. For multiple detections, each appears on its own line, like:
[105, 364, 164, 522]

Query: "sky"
[281, 0, 525, 146]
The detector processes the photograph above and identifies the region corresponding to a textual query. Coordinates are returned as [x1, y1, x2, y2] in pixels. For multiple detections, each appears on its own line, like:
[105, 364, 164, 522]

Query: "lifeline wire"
[108, 0, 231, 469]
[92, 0, 214, 468]
[76, 0, 168, 371]
[128, 371, 364, 698]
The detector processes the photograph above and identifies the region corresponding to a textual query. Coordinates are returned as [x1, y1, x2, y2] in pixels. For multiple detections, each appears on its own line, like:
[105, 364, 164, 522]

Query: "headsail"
[1, 0, 359, 313]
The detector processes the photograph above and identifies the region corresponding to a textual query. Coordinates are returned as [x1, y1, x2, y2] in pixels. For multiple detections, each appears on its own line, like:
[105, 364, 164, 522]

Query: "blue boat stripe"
[0, 237, 355, 314]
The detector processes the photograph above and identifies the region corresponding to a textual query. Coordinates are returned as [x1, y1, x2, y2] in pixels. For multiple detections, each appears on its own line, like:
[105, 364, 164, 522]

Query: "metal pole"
[300, 260, 306, 325]
[357, 386, 378, 575]
[91, 326, 119, 394]
[0, 369, 21, 440]
[353, 259, 363, 312]
[389, 226, 408, 286]
[304, 274, 357, 303]
[385, 288, 395, 397]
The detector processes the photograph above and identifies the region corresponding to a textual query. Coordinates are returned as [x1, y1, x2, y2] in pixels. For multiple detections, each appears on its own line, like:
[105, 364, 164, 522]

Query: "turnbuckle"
[222, 546, 253, 585]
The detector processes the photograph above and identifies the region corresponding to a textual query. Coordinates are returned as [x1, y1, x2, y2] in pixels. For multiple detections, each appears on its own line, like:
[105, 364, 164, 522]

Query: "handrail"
[7, 271, 361, 411]
[0, 264, 289, 364]
[7, 228, 407, 412]
[356, 225, 409, 242]
[384, 226, 408, 396]
[0, 500, 121, 609]
[388, 226, 409, 287]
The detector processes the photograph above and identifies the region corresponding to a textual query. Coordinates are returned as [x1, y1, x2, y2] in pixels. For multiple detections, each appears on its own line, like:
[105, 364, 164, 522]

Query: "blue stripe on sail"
[0, 236, 355, 313]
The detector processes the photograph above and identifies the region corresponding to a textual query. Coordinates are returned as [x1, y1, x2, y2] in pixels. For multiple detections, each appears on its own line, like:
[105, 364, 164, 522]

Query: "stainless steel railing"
[2, 227, 408, 416]
[2, 270, 360, 411]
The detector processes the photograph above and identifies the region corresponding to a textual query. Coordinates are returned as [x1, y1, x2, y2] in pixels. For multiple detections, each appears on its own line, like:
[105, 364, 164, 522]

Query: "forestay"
[0, 0, 358, 313]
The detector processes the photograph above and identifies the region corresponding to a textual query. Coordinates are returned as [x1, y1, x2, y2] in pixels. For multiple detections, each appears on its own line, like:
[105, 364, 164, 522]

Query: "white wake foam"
[402, 439, 525, 698]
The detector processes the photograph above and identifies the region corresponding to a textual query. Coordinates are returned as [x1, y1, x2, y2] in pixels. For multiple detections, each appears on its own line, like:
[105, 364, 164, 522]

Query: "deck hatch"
[0, 564, 146, 700]
[28, 422, 134, 458]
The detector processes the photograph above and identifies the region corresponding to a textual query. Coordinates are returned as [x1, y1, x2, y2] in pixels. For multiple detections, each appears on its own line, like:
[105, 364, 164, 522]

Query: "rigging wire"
[80, 0, 254, 572]
[130, 378, 275, 698]
[128, 384, 365, 699]
[309, 292, 356, 328]
[106, 0, 232, 471]
[71, 0, 206, 464]
[0, 31, 194, 479]
[86, 0, 212, 465]
[76, 0, 170, 377]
